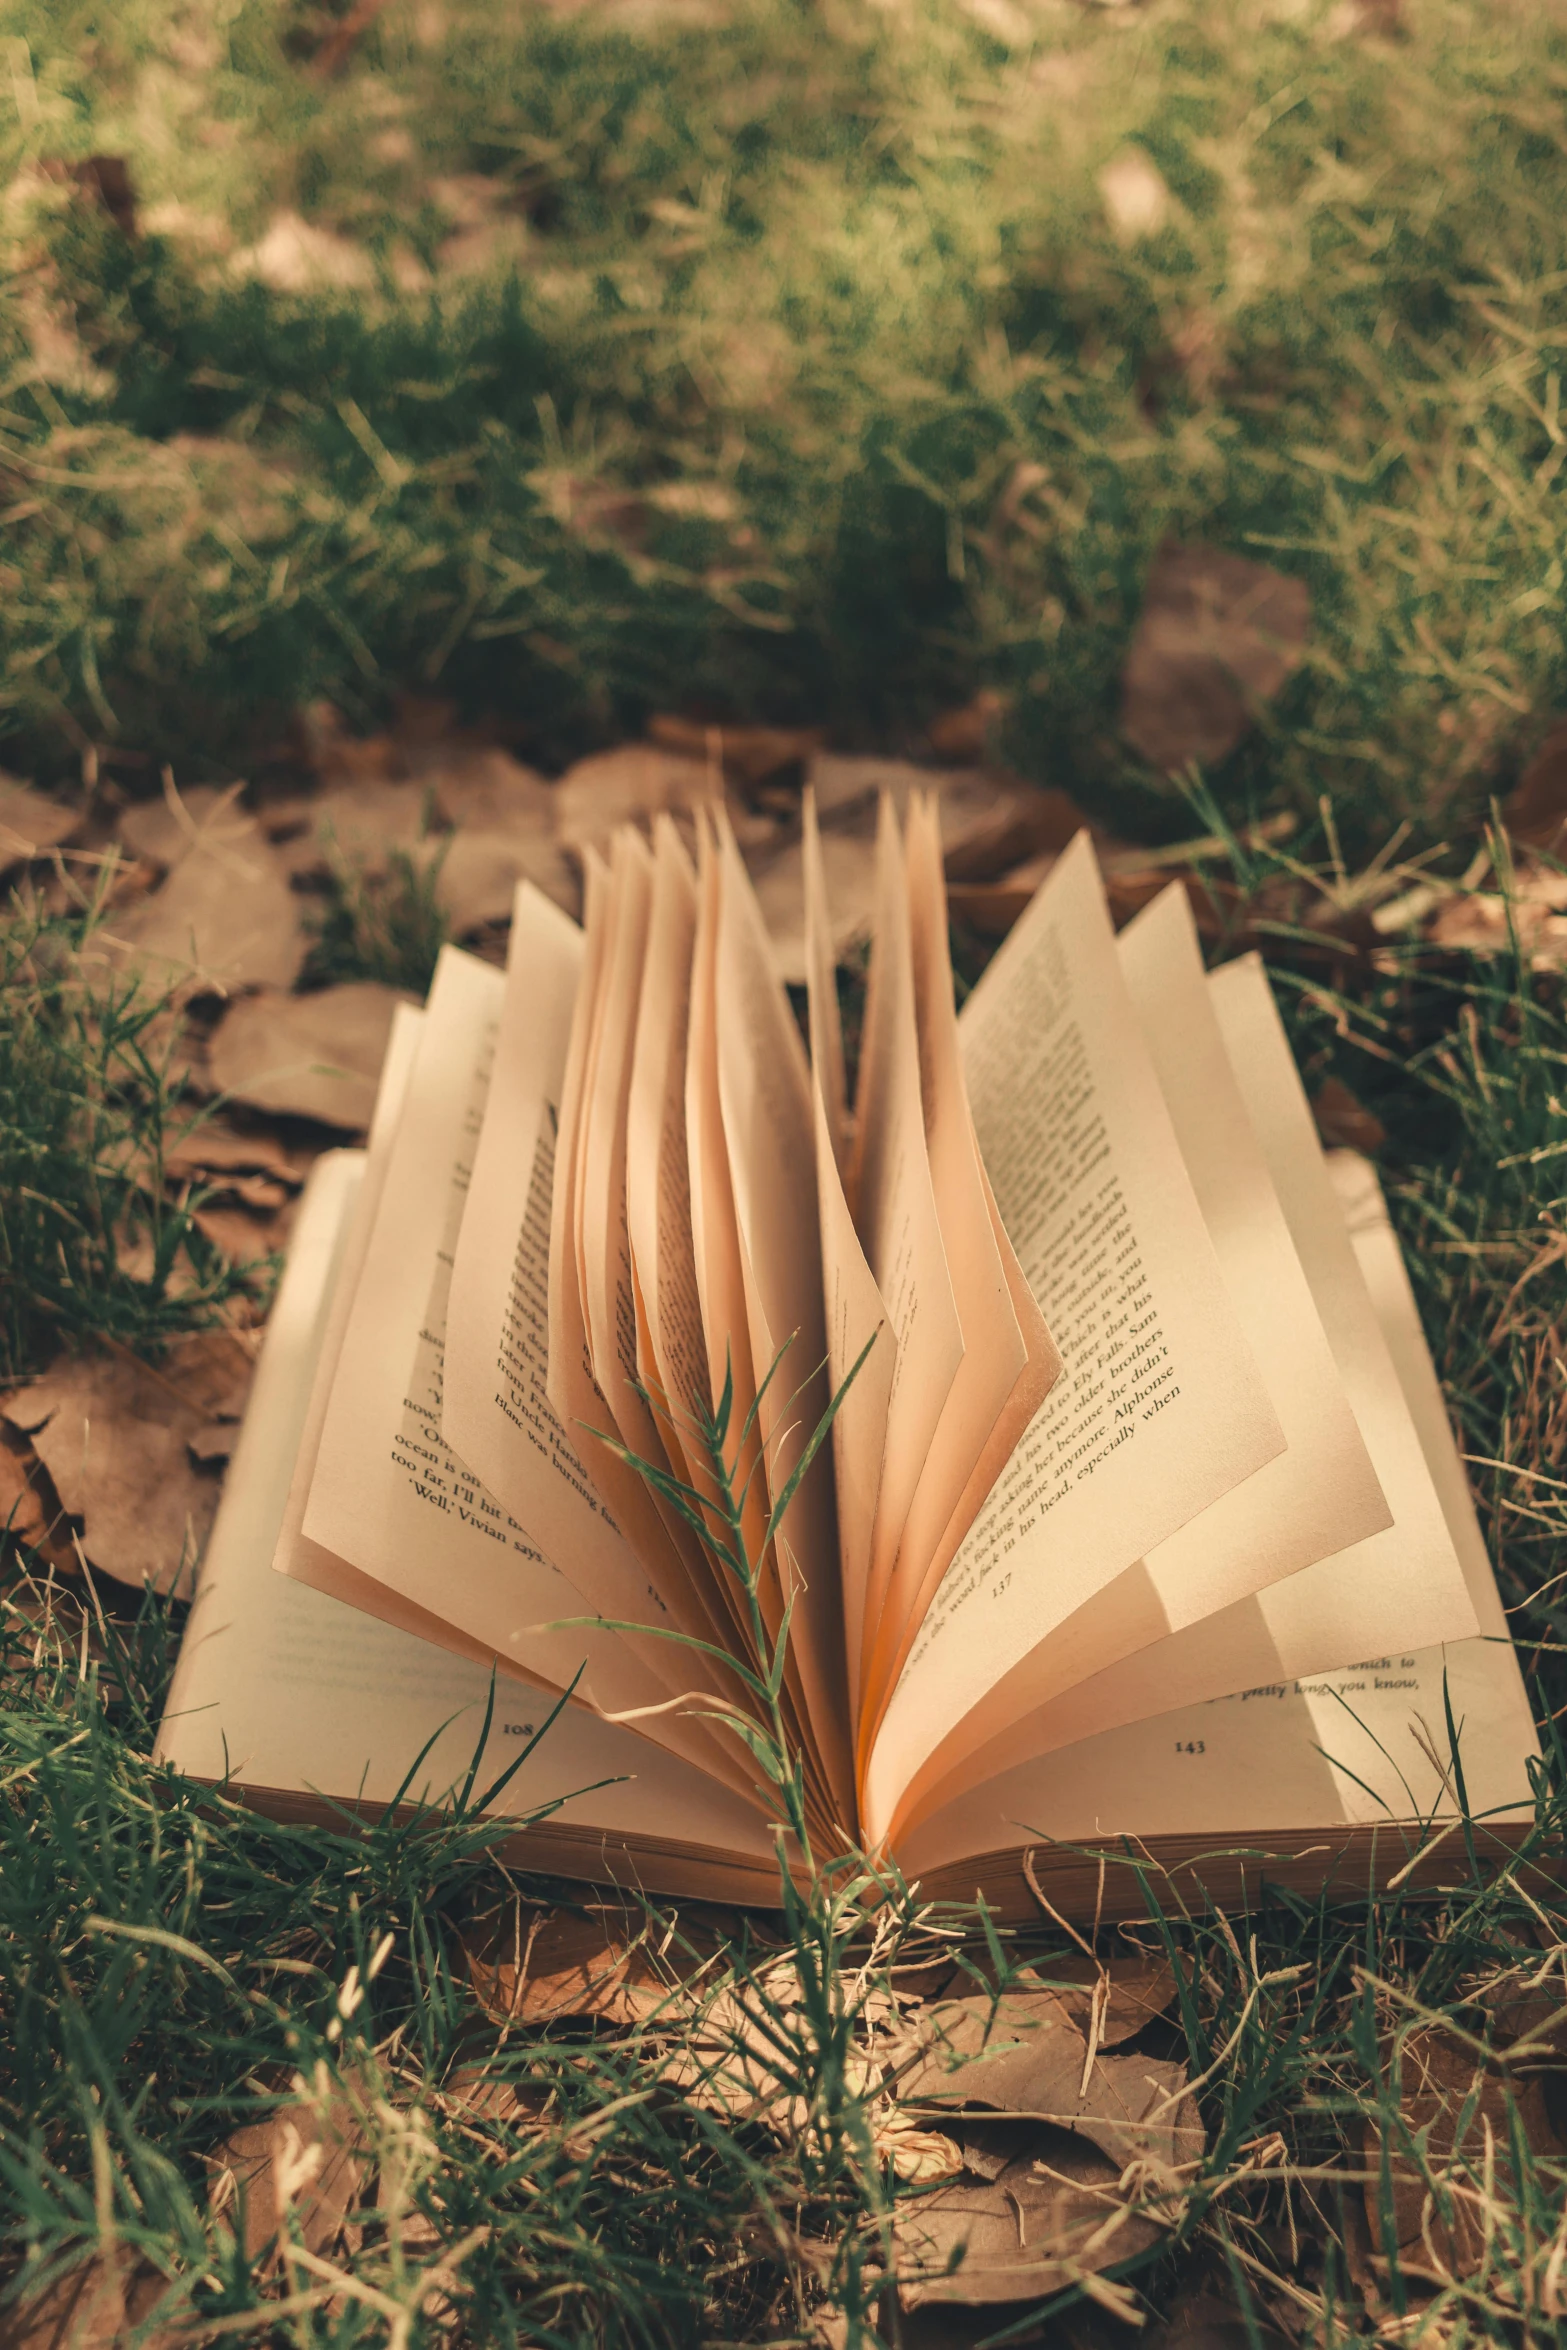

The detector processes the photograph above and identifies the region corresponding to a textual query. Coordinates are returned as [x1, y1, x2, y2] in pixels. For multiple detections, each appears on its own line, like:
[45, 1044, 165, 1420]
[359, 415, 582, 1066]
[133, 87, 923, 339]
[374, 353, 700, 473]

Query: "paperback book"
[155, 800, 1540, 1915]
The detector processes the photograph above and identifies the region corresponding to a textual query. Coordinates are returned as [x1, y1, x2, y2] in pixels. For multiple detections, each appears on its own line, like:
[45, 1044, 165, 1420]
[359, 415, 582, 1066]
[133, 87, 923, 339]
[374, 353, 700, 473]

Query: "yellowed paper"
[296, 942, 742, 1788]
[865, 833, 1284, 1841]
[899, 1148, 1533, 1879]
[803, 789, 894, 1712]
[164, 1151, 775, 1874]
[714, 812, 853, 1819]
[850, 797, 964, 1725]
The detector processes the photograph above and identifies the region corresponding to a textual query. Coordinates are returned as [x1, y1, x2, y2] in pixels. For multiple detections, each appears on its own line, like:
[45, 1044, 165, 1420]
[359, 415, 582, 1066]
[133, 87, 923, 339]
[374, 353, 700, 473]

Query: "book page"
[804, 791, 894, 1710]
[899, 1148, 1535, 1879]
[879, 882, 1395, 1836]
[893, 957, 1492, 1842]
[864, 833, 1285, 1842]
[162, 1153, 774, 1882]
[297, 943, 743, 1789]
[625, 817, 750, 1657]
[859, 796, 1059, 1727]
[444, 881, 718, 1687]
[714, 815, 853, 1819]
[849, 797, 965, 1718]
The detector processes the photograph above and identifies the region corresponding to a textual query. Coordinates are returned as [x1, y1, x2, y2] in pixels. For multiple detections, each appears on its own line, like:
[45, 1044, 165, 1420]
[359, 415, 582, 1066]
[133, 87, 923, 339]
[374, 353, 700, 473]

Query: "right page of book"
[899, 1136, 1538, 1878]
[863, 833, 1286, 1840]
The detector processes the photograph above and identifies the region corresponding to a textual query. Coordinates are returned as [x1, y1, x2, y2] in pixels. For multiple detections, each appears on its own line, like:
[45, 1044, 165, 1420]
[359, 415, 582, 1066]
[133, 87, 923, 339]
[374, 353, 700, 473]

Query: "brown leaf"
[647, 714, 824, 786]
[117, 784, 256, 873]
[279, 778, 437, 883]
[553, 745, 721, 856]
[1121, 541, 1309, 776]
[1015, 1954, 1179, 2047]
[1311, 1076, 1386, 1157]
[749, 830, 879, 986]
[164, 1115, 304, 1186]
[206, 982, 412, 1130]
[5, 2249, 175, 2350]
[1427, 868, 1567, 968]
[894, 2132, 1165, 2309]
[209, 2092, 369, 2267]
[5, 1331, 251, 1592]
[1146, 2287, 1295, 2348]
[192, 1199, 290, 1268]
[418, 747, 555, 834]
[465, 1907, 672, 2027]
[435, 830, 580, 933]
[0, 1418, 76, 1571]
[0, 775, 83, 874]
[926, 691, 1012, 763]
[1365, 2024, 1566, 2275]
[108, 802, 307, 997]
[1504, 719, 1567, 854]
[893, 1990, 1203, 2175]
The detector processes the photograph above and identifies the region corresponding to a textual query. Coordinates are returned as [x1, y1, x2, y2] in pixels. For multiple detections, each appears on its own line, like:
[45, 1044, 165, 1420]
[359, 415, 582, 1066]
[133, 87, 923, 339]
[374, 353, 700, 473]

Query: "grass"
[0, 877, 258, 1383]
[3, 0, 1567, 2338]
[0, 0, 1565, 846]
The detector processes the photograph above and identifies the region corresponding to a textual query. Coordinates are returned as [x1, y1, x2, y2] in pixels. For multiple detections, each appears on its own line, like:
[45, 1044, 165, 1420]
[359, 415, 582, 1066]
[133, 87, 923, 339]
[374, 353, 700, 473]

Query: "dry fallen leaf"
[117, 784, 251, 872]
[466, 1906, 674, 2027]
[435, 829, 580, 931]
[749, 830, 879, 985]
[0, 774, 83, 874]
[417, 747, 555, 834]
[1504, 719, 1567, 854]
[1014, 1954, 1179, 2048]
[1427, 867, 1567, 969]
[894, 2130, 1166, 2309]
[1312, 1076, 1386, 1157]
[279, 778, 437, 882]
[4, 2248, 177, 2350]
[210, 2090, 369, 2267]
[165, 1113, 305, 1188]
[206, 982, 412, 1130]
[1121, 541, 1310, 776]
[0, 1418, 75, 1571]
[893, 1989, 1204, 2175]
[647, 714, 824, 786]
[553, 745, 722, 855]
[1365, 2023, 1566, 2275]
[5, 1331, 252, 1591]
[108, 804, 307, 997]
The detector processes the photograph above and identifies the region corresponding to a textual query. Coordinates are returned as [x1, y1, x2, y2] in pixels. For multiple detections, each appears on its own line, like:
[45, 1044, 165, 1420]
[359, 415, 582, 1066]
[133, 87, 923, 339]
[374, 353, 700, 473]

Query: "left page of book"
[294, 940, 747, 1792]
[158, 1150, 775, 1876]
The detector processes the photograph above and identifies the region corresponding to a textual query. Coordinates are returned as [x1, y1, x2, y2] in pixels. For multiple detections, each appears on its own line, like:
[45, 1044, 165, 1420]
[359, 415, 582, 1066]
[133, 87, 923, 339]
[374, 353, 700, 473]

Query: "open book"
[156, 809, 1541, 1915]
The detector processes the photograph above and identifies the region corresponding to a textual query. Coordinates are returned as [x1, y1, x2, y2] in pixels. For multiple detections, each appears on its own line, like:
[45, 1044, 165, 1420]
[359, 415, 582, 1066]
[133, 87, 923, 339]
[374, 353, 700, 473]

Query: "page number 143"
[1174, 1739, 1206, 1755]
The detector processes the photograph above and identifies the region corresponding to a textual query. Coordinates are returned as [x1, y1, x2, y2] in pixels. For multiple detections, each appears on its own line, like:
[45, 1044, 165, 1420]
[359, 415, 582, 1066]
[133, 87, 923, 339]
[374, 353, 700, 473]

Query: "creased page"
[850, 796, 964, 1735]
[891, 958, 1488, 1841]
[164, 1153, 775, 1880]
[625, 817, 749, 1657]
[882, 889, 1393, 1839]
[898, 1149, 1531, 1881]
[541, 850, 735, 1700]
[715, 814, 852, 1821]
[445, 881, 716, 1690]
[860, 795, 1059, 1729]
[299, 943, 743, 1792]
[864, 832, 1284, 1843]
[804, 790, 894, 1713]
[575, 829, 731, 1650]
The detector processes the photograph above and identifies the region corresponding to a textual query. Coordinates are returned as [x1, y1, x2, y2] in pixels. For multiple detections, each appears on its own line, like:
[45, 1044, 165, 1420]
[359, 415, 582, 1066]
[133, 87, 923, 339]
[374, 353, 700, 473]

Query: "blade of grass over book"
[291, 940, 745, 1791]
[864, 834, 1285, 1842]
[162, 1154, 780, 1897]
[888, 954, 1490, 1844]
[713, 809, 853, 1823]
[625, 815, 755, 1663]
[803, 788, 893, 1712]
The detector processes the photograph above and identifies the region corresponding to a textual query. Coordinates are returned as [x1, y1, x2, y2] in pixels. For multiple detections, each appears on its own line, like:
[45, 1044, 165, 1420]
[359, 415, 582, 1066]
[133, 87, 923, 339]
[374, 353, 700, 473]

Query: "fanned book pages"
[156, 802, 1542, 1917]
